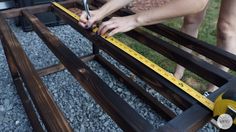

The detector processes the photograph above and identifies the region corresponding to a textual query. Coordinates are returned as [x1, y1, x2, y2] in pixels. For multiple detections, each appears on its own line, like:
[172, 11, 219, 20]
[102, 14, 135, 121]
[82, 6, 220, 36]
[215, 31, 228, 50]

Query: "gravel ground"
[0, 20, 218, 131]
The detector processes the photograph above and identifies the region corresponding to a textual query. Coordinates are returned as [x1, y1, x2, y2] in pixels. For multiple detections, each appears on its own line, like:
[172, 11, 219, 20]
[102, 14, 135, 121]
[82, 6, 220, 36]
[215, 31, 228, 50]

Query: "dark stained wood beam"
[37, 54, 96, 77]
[37, 63, 65, 77]
[0, 0, 77, 18]
[0, 14, 72, 132]
[148, 24, 236, 72]
[157, 81, 235, 131]
[22, 10, 155, 132]
[2, 44, 44, 131]
[125, 29, 232, 86]
[95, 55, 176, 120]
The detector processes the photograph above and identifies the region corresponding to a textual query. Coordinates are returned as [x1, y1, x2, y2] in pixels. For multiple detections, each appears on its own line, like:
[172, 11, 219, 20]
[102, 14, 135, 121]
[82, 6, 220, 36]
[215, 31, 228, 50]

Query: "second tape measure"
[52, 2, 215, 110]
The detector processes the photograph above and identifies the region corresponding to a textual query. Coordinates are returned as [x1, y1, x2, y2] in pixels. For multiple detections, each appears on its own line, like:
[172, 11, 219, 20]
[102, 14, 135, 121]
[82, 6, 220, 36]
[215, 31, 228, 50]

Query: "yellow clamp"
[214, 94, 236, 125]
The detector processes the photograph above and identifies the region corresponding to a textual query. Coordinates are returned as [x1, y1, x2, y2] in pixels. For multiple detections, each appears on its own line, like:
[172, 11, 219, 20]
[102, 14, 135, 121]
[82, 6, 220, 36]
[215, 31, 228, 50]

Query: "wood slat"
[157, 81, 235, 131]
[0, 14, 72, 132]
[1, 0, 77, 18]
[95, 55, 176, 120]
[125, 29, 232, 85]
[149, 24, 236, 72]
[23, 10, 155, 132]
[37, 54, 96, 77]
[37, 63, 65, 77]
[2, 44, 44, 131]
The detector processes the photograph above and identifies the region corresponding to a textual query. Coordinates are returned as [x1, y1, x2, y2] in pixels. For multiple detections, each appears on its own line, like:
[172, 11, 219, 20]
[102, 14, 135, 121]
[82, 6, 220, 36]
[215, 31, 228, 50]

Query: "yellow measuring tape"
[52, 2, 215, 110]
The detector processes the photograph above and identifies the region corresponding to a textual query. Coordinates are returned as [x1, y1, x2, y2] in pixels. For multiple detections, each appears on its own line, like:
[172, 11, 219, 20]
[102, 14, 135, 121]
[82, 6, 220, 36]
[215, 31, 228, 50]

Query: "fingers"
[97, 17, 122, 37]
[79, 11, 98, 28]
[107, 28, 120, 37]
[86, 17, 97, 28]
[79, 11, 88, 28]
[97, 20, 117, 35]
[78, 12, 123, 37]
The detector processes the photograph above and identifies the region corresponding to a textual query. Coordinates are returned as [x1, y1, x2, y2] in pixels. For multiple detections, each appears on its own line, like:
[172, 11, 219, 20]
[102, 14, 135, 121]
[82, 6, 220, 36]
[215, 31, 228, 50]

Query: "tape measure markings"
[52, 2, 81, 21]
[52, 2, 215, 111]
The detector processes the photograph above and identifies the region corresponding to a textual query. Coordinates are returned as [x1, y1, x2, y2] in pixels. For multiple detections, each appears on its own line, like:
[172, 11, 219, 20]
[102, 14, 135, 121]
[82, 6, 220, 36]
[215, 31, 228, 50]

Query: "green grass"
[115, 1, 223, 93]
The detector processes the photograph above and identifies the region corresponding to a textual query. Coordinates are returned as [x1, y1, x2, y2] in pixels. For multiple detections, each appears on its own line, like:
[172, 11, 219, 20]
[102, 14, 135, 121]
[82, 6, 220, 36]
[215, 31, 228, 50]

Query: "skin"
[208, 0, 236, 92]
[174, 6, 208, 79]
[79, 0, 208, 37]
[79, 0, 132, 28]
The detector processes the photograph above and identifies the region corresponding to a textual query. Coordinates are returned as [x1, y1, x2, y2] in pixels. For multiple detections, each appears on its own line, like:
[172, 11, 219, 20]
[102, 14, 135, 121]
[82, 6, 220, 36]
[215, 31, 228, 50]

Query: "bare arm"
[97, 0, 132, 18]
[134, 0, 209, 26]
[98, 0, 208, 36]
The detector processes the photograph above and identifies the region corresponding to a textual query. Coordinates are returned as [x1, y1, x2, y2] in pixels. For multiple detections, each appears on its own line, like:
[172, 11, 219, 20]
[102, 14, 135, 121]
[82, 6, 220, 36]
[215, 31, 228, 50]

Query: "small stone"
[69, 117, 74, 122]
[0, 112, 4, 122]
[88, 104, 94, 109]
[0, 105, 5, 111]
[74, 128, 80, 132]
[108, 83, 113, 87]
[104, 121, 110, 127]
[99, 115, 106, 120]
[54, 93, 58, 98]
[4, 99, 10, 106]
[80, 124, 85, 132]
[15, 120, 20, 125]
[125, 91, 131, 96]
[117, 88, 122, 92]
[83, 94, 90, 99]
[70, 109, 75, 113]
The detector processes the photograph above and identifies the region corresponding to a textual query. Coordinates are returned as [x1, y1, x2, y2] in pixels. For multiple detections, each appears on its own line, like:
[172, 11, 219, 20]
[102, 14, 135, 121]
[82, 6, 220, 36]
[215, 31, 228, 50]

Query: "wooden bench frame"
[0, 0, 236, 131]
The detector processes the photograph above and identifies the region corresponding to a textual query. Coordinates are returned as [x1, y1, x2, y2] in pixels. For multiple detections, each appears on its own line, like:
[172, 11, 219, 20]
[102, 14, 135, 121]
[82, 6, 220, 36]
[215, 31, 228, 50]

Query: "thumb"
[79, 11, 89, 28]
[86, 17, 97, 28]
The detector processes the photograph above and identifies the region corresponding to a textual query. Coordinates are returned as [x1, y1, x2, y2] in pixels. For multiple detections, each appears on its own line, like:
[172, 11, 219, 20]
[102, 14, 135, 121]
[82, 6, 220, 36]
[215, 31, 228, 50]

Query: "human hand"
[79, 10, 104, 28]
[97, 15, 138, 37]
